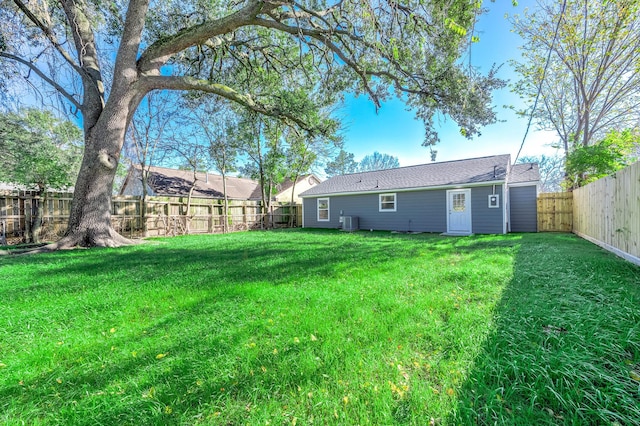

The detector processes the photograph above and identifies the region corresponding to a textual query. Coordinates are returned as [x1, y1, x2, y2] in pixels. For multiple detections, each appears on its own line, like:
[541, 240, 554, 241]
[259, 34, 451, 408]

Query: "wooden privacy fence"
[0, 191, 302, 244]
[573, 161, 640, 265]
[537, 192, 573, 232]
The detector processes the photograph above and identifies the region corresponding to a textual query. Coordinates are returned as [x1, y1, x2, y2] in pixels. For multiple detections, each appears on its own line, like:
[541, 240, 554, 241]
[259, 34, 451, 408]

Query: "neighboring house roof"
[276, 174, 321, 193]
[300, 154, 514, 197]
[121, 165, 263, 200]
[509, 163, 541, 184]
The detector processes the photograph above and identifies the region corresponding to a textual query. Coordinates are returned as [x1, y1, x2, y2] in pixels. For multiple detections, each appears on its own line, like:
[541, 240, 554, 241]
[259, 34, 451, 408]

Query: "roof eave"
[300, 179, 507, 198]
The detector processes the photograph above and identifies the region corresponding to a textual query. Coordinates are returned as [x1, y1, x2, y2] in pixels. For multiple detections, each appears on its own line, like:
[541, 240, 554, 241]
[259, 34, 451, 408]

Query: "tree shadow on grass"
[3, 229, 519, 298]
[451, 233, 640, 425]
[0, 229, 529, 424]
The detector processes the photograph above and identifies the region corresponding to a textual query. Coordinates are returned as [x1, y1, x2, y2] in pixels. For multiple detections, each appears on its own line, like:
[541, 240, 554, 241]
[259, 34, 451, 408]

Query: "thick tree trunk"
[30, 189, 45, 244]
[289, 176, 298, 227]
[24, 198, 32, 244]
[56, 92, 142, 248]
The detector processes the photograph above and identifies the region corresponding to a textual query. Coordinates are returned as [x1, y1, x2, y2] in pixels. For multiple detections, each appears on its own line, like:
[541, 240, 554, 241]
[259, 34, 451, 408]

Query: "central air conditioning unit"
[341, 216, 359, 232]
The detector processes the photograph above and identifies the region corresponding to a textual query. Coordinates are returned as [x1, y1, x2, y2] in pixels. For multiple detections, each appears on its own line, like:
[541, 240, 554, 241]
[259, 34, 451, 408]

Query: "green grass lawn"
[0, 230, 638, 425]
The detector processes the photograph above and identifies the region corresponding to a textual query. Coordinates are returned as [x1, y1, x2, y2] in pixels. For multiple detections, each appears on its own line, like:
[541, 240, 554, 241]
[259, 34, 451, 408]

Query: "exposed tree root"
[13, 227, 136, 255]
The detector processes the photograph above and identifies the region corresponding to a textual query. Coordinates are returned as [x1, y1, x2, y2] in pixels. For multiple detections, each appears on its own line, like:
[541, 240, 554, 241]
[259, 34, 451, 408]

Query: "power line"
[513, 0, 567, 166]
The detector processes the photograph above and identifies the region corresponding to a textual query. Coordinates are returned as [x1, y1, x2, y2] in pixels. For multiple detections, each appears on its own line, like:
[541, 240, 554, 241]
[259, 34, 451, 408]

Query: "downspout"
[505, 166, 510, 234]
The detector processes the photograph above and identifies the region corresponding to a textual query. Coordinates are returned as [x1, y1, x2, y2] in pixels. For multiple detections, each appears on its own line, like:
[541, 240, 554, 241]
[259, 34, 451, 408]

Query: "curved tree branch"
[138, 1, 267, 73]
[12, 0, 86, 78]
[0, 52, 81, 110]
[251, 17, 381, 108]
[140, 75, 319, 132]
[113, 0, 150, 86]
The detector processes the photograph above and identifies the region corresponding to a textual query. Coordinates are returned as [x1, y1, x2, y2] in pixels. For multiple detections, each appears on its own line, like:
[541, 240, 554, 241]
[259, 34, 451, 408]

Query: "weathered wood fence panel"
[573, 161, 640, 265]
[0, 191, 302, 244]
[537, 192, 573, 232]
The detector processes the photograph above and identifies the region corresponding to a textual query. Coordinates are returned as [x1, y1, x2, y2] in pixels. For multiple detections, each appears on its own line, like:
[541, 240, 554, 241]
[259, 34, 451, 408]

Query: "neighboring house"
[274, 174, 322, 204]
[299, 154, 540, 234]
[119, 165, 262, 200]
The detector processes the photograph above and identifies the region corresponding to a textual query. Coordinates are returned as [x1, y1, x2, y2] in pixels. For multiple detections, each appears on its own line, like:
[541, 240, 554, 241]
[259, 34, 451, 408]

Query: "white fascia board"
[507, 181, 540, 188]
[300, 180, 506, 199]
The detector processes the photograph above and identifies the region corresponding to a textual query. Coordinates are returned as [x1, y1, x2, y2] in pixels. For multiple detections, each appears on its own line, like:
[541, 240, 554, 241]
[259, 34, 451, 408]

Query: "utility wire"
[512, 0, 567, 166]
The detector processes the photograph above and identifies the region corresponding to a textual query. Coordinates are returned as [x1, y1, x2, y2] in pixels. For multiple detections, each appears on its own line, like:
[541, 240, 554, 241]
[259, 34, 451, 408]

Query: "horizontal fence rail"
[0, 191, 302, 245]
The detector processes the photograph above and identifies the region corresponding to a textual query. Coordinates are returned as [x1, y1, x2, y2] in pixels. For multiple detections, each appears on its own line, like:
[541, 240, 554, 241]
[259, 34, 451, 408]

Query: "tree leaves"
[0, 108, 82, 191]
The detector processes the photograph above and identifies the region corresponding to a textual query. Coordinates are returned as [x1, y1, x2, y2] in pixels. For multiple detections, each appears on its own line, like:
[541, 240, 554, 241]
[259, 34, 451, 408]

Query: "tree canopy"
[0, 108, 82, 192]
[0, 108, 83, 242]
[511, 0, 640, 154]
[1, 0, 505, 248]
[358, 151, 400, 172]
[324, 149, 359, 177]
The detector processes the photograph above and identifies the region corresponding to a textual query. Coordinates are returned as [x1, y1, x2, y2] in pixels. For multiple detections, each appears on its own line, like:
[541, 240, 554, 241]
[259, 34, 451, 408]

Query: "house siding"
[303, 185, 505, 234]
[471, 185, 505, 234]
[509, 185, 537, 232]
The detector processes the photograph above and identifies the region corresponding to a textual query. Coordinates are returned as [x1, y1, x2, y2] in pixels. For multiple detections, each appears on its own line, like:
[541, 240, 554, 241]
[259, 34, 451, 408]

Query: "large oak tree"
[1, 0, 503, 248]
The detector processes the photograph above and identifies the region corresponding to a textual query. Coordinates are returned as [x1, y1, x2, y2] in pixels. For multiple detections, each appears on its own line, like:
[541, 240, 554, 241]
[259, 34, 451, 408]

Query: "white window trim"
[317, 197, 330, 222]
[379, 193, 397, 212]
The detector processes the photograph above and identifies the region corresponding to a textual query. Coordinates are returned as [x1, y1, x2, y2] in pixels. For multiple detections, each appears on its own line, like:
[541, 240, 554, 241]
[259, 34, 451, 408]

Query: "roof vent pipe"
[493, 165, 497, 178]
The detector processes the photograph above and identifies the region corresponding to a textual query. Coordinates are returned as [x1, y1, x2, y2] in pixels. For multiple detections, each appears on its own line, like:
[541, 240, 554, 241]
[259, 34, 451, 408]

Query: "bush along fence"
[0, 191, 302, 245]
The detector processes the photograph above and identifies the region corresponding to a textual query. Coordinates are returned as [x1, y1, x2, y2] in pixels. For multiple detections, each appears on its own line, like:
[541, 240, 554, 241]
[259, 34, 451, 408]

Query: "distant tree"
[237, 113, 288, 228]
[0, 109, 82, 242]
[124, 91, 175, 198]
[163, 111, 213, 234]
[518, 155, 564, 193]
[359, 152, 400, 172]
[123, 91, 176, 234]
[511, 0, 640, 155]
[325, 149, 359, 177]
[284, 129, 339, 225]
[565, 129, 638, 188]
[188, 100, 240, 234]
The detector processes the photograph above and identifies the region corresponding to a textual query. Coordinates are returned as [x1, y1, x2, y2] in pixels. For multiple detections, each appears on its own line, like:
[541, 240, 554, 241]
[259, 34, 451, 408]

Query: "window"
[379, 193, 397, 212]
[317, 198, 330, 221]
[452, 193, 466, 212]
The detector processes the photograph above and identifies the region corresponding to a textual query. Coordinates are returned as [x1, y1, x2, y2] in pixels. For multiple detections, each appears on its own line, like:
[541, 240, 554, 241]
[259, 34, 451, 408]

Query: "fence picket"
[0, 191, 302, 244]
[573, 161, 640, 264]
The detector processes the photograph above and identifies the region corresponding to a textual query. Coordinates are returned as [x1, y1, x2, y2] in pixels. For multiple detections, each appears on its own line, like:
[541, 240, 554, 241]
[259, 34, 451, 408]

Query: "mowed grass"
[0, 230, 638, 425]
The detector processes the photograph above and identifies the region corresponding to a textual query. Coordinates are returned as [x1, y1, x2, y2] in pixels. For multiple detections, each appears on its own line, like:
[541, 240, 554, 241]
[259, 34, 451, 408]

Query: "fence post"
[208, 203, 213, 234]
[0, 220, 6, 245]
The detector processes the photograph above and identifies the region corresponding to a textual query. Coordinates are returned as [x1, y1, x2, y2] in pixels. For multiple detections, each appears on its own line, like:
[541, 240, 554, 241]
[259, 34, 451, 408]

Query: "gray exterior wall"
[302, 185, 505, 234]
[509, 185, 537, 232]
[470, 185, 505, 234]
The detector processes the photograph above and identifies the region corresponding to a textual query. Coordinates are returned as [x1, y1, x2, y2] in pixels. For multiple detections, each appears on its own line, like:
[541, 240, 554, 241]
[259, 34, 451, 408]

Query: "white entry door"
[447, 189, 472, 234]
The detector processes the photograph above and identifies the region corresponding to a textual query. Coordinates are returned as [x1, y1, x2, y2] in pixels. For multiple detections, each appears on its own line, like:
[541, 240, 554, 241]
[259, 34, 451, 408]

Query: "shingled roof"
[509, 163, 541, 184]
[301, 154, 515, 197]
[121, 165, 262, 200]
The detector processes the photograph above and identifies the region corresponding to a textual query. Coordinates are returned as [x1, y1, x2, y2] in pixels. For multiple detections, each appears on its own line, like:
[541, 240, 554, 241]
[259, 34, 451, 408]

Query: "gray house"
[300, 154, 540, 234]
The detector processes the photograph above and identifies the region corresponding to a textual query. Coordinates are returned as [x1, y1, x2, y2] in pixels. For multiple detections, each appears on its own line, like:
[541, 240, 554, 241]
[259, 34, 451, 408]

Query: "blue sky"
[337, 0, 561, 166]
